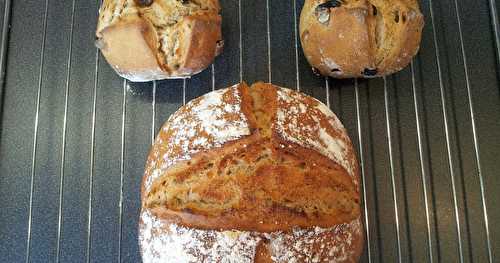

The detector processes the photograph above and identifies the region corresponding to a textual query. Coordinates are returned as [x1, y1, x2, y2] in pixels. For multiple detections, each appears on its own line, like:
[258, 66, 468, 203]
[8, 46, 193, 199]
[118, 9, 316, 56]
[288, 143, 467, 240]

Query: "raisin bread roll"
[96, 0, 222, 82]
[140, 82, 363, 262]
[300, 0, 424, 78]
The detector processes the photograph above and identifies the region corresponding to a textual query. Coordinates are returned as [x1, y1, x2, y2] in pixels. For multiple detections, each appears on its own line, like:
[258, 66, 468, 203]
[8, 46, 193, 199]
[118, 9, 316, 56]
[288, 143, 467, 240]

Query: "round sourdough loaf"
[139, 82, 363, 262]
[96, 0, 222, 82]
[300, 0, 424, 78]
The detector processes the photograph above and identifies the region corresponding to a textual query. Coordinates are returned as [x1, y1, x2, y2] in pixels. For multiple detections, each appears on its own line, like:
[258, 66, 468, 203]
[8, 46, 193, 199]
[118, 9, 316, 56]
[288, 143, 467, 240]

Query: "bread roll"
[96, 0, 222, 82]
[140, 82, 363, 262]
[300, 0, 424, 78]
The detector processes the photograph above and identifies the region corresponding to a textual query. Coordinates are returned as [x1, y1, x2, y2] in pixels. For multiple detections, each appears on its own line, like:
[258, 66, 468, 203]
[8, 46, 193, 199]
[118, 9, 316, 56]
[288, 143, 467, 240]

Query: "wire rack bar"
[117, 79, 127, 263]
[453, 0, 493, 261]
[293, 0, 300, 91]
[487, 0, 500, 70]
[355, 79, 372, 263]
[0, 0, 12, 113]
[428, 0, 464, 261]
[151, 81, 157, 144]
[2, 0, 496, 262]
[238, 0, 243, 83]
[383, 77, 402, 262]
[266, 0, 271, 83]
[86, 2, 102, 262]
[410, 60, 435, 263]
[26, 1, 50, 262]
[55, 1, 76, 261]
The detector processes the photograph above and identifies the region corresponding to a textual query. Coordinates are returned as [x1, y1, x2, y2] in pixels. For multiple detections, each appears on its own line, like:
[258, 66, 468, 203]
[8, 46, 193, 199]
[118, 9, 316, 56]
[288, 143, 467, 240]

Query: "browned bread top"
[140, 82, 363, 262]
[142, 82, 360, 231]
[300, 0, 424, 78]
[96, 0, 222, 81]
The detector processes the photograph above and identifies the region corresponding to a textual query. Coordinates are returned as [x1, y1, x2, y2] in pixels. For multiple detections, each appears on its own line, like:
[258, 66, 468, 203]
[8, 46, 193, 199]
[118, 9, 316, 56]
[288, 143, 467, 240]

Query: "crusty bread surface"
[96, 0, 222, 81]
[139, 82, 363, 262]
[300, 0, 424, 78]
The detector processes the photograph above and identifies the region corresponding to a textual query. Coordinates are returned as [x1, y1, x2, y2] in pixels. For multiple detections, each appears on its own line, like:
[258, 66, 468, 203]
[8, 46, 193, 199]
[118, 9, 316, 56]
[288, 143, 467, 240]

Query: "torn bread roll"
[96, 0, 222, 82]
[300, 0, 424, 78]
[139, 82, 363, 262]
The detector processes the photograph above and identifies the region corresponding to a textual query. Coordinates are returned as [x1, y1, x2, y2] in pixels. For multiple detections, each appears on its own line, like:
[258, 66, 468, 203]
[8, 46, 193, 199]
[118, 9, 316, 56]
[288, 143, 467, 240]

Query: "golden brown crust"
[140, 83, 251, 201]
[300, 1, 374, 78]
[140, 82, 363, 262]
[173, 12, 222, 76]
[373, 0, 424, 75]
[254, 240, 273, 263]
[142, 82, 360, 232]
[96, 0, 222, 81]
[146, 139, 358, 232]
[97, 15, 168, 81]
[300, 0, 424, 78]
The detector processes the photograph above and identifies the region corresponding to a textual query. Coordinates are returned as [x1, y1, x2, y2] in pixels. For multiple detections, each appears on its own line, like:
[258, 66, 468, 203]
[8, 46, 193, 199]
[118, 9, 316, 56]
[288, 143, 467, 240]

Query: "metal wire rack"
[0, 0, 499, 262]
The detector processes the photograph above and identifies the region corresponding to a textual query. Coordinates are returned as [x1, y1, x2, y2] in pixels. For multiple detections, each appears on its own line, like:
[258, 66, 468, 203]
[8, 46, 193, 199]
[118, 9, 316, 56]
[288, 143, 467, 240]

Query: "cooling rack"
[0, 0, 499, 262]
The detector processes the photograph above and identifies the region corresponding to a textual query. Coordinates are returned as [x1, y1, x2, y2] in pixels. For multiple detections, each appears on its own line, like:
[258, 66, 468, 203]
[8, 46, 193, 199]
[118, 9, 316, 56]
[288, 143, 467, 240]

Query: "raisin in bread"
[139, 82, 363, 262]
[300, 0, 424, 78]
[96, 0, 222, 81]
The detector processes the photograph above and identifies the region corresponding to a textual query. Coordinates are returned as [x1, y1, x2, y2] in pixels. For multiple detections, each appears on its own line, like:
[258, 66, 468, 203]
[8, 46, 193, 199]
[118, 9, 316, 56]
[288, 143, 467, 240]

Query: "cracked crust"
[300, 0, 424, 78]
[139, 82, 363, 262]
[96, 0, 222, 81]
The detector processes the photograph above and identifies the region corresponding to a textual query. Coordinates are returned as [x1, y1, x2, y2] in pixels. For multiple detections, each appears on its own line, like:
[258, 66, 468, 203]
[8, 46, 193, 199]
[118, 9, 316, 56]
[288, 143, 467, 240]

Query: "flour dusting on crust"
[140, 210, 261, 263]
[144, 85, 250, 191]
[140, 210, 361, 263]
[141, 84, 362, 262]
[268, 218, 361, 263]
[274, 87, 358, 185]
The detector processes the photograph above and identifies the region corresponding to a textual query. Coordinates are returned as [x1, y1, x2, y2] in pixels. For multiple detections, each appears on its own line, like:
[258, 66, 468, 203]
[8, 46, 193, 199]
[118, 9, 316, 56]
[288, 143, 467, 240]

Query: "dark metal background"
[0, 0, 499, 262]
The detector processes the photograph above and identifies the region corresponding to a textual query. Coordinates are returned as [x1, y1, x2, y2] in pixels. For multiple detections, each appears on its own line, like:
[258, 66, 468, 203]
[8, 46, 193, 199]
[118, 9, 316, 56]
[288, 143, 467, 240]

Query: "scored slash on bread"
[96, 0, 222, 81]
[140, 82, 364, 262]
[142, 82, 361, 232]
[300, 0, 424, 78]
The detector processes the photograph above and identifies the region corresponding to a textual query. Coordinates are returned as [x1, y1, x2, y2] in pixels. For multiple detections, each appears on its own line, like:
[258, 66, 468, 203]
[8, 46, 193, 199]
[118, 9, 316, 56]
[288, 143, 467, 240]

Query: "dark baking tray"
[1, 0, 499, 262]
